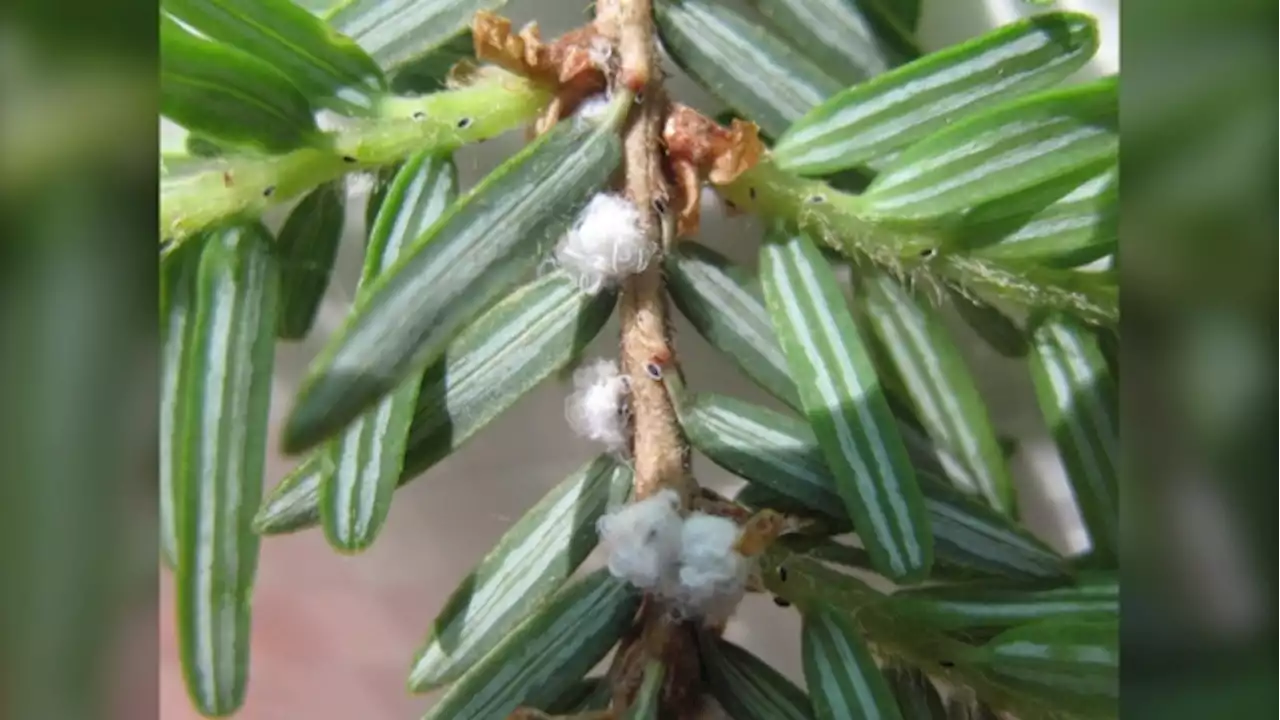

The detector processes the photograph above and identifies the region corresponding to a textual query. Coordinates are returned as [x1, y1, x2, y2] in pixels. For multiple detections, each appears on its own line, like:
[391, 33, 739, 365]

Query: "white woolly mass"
[673, 513, 749, 622]
[555, 193, 654, 295]
[598, 496, 753, 624]
[564, 358, 630, 450]
[597, 490, 683, 591]
[575, 93, 613, 121]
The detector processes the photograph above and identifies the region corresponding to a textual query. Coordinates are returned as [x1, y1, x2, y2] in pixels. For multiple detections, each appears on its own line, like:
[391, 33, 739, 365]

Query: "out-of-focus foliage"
[1, 5, 157, 720]
[1121, 2, 1277, 719]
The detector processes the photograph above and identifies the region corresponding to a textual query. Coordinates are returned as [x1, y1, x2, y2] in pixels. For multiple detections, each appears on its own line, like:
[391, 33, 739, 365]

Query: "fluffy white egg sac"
[555, 193, 654, 295]
[575, 92, 613, 121]
[597, 489, 684, 591]
[674, 512, 750, 624]
[564, 358, 630, 451]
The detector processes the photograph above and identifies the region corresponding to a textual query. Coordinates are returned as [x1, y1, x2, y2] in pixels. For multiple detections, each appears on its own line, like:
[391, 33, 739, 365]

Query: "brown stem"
[615, 0, 654, 93]
[592, 3, 704, 719]
[595, 0, 690, 505]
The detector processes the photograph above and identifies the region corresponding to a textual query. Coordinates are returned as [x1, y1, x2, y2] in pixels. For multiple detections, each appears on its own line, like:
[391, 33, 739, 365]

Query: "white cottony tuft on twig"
[597, 496, 754, 624]
[555, 193, 654, 295]
[597, 489, 683, 590]
[575, 93, 613, 121]
[673, 512, 750, 623]
[565, 358, 631, 451]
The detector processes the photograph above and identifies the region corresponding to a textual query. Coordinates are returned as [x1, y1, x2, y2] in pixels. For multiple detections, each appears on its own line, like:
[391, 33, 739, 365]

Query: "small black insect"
[456, 117, 472, 129]
[772, 596, 792, 608]
[412, 111, 426, 120]
[262, 186, 276, 198]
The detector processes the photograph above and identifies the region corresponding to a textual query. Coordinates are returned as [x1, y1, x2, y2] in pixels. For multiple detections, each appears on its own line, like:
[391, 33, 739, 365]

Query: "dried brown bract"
[473, 11, 610, 134]
[733, 509, 787, 557]
[473, 11, 578, 86]
[661, 104, 764, 237]
[662, 104, 764, 186]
